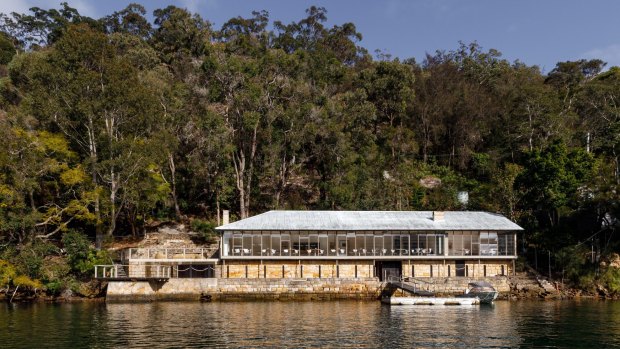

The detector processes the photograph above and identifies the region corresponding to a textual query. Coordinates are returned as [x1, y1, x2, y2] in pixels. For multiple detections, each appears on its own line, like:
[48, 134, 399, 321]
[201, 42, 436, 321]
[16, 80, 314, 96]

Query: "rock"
[60, 288, 74, 299]
[608, 253, 620, 268]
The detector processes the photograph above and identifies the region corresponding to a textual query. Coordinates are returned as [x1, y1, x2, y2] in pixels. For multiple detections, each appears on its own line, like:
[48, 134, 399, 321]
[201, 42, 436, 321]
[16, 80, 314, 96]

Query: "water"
[1, 300, 620, 348]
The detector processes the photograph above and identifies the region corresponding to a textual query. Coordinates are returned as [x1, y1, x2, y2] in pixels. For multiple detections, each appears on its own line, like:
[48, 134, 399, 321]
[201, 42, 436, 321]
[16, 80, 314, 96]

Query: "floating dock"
[382, 296, 480, 305]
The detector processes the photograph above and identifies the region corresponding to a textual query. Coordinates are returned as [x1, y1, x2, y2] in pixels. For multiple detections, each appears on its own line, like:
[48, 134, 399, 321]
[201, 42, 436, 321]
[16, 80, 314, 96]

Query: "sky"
[1, 0, 620, 73]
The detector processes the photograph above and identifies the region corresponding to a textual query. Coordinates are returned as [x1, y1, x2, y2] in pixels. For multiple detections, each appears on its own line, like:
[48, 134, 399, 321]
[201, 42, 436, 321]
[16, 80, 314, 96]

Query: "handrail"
[94, 264, 172, 279]
[405, 277, 436, 285]
[123, 248, 211, 260]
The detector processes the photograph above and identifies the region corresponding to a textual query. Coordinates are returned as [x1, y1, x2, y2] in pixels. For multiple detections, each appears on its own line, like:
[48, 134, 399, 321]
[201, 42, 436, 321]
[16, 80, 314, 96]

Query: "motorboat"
[456, 281, 498, 304]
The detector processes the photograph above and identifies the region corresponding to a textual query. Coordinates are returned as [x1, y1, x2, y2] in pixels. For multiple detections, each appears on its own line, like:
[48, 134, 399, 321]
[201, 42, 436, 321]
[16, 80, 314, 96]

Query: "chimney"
[433, 211, 445, 221]
[222, 210, 230, 225]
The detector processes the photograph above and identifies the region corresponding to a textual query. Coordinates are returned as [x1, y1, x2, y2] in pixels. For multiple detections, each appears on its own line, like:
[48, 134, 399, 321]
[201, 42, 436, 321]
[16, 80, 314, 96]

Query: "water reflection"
[1, 300, 620, 348]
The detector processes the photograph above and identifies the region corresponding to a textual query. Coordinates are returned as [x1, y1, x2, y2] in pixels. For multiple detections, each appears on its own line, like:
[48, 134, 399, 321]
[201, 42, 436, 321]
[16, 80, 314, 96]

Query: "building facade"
[216, 210, 521, 280]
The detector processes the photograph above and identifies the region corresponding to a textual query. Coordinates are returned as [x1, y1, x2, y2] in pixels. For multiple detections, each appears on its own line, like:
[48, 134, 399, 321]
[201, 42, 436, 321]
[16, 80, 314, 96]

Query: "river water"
[1, 300, 619, 348]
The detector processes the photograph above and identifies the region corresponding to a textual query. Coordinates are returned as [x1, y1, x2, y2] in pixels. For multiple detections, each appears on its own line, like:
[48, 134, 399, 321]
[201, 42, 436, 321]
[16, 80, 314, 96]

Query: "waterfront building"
[216, 210, 521, 280]
[97, 210, 521, 282]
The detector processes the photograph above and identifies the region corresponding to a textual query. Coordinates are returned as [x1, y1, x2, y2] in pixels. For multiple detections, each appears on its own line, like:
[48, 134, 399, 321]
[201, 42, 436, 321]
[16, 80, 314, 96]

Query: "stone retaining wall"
[106, 278, 382, 302]
[106, 276, 511, 301]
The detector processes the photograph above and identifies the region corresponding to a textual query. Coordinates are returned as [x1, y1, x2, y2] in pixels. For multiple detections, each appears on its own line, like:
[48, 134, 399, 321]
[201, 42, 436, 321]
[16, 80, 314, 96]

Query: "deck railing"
[122, 248, 211, 261]
[94, 264, 172, 279]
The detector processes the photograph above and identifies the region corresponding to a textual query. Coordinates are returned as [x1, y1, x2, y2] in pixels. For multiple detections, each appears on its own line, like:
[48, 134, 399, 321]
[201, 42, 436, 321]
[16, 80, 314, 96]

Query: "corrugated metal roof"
[215, 211, 523, 231]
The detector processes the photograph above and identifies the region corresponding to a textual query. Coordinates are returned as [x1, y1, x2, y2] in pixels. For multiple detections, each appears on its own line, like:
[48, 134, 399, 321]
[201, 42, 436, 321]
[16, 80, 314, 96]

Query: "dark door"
[455, 261, 465, 277]
[376, 261, 402, 281]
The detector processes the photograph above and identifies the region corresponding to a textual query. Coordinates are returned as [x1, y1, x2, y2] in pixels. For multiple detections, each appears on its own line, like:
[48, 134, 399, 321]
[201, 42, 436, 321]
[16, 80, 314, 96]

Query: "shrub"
[13, 240, 57, 279]
[13, 275, 42, 290]
[190, 219, 218, 244]
[62, 230, 108, 276]
[601, 268, 620, 294]
[0, 259, 16, 289]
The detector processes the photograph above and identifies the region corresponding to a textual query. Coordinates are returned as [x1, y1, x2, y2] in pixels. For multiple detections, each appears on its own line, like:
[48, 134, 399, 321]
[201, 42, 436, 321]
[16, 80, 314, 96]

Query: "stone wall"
[219, 260, 375, 279]
[106, 278, 382, 302]
[108, 259, 513, 301]
[401, 260, 512, 278]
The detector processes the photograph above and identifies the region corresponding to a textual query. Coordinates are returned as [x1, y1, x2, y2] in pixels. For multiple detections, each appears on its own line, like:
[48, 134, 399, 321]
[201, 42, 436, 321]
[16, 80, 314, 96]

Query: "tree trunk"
[168, 153, 181, 218]
[87, 116, 103, 249]
[233, 150, 247, 219]
[108, 167, 117, 237]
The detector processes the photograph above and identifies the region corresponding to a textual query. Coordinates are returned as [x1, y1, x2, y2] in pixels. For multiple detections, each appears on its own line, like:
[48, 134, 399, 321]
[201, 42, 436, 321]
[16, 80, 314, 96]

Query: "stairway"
[114, 265, 128, 278]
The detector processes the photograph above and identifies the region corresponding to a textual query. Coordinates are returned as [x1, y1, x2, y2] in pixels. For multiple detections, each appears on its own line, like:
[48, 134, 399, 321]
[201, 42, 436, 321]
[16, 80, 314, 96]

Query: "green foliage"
[62, 230, 108, 275]
[13, 240, 57, 279]
[0, 259, 16, 288]
[190, 219, 218, 245]
[600, 268, 620, 294]
[0, 258, 43, 291]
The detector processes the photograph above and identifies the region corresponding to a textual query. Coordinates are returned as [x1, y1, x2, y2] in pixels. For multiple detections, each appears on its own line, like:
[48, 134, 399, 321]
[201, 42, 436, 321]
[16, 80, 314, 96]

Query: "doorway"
[455, 261, 465, 277]
[376, 261, 402, 281]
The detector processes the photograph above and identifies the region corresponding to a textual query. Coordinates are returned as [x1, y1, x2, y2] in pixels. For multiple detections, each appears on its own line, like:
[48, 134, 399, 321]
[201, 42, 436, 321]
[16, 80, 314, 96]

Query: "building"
[216, 210, 522, 280]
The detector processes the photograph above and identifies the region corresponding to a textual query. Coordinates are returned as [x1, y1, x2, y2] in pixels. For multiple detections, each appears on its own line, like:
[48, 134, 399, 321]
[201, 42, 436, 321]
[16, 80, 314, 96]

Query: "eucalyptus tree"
[8, 24, 164, 245]
[101, 3, 151, 38]
[0, 2, 101, 50]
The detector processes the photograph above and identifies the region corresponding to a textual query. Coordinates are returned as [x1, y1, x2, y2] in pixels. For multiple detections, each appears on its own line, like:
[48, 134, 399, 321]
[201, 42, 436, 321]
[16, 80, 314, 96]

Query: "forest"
[0, 3, 618, 297]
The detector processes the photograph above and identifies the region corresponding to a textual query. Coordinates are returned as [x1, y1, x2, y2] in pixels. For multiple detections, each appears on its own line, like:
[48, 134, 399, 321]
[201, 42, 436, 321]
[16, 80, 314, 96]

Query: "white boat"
[382, 296, 479, 305]
[456, 281, 498, 304]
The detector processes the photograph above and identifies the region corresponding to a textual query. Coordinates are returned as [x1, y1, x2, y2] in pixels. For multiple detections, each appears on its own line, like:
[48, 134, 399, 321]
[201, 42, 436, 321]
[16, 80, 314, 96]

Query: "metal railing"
[94, 264, 172, 279]
[122, 248, 211, 261]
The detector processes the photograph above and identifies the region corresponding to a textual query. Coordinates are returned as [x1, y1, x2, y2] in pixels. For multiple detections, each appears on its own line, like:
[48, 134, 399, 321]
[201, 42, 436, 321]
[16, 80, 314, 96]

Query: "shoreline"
[2, 278, 610, 303]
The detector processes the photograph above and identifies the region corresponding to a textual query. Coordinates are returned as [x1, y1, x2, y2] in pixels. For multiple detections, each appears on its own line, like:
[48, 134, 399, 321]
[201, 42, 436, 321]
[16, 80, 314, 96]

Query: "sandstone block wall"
[401, 260, 511, 278]
[219, 260, 375, 279]
[106, 278, 382, 302]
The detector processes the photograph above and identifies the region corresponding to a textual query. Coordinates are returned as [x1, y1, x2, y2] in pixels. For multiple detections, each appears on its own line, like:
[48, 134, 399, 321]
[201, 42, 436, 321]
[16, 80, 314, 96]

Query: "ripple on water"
[1, 300, 620, 348]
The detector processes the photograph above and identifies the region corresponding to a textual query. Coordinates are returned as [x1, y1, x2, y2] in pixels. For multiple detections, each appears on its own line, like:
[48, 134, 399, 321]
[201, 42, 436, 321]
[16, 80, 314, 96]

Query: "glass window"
[290, 231, 300, 255]
[327, 233, 336, 256]
[271, 234, 281, 256]
[337, 234, 347, 255]
[252, 234, 262, 255]
[365, 234, 374, 256]
[393, 235, 401, 256]
[356, 234, 366, 255]
[299, 232, 309, 256]
[471, 232, 480, 255]
[233, 234, 243, 256]
[347, 233, 356, 255]
[242, 234, 252, 255]
[281, 233, 290, 256]
[222, 232, 231, 256]
[411, 234, 419, 254]
[374, 234, 384, 255]
[261, 234, 271, 255]
[319, 233, 328, 256]
[401, 235, 410, 256]
[384, 234, 394, 255]
[506, 232, 515, 256]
